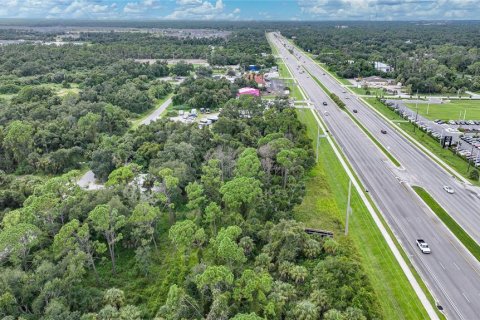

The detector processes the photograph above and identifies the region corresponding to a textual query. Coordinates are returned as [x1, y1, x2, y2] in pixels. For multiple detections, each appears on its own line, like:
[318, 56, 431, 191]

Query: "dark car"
[353, 109, 358, 113]
[322, 102, 328, 106]
[381, 129, 387, 134]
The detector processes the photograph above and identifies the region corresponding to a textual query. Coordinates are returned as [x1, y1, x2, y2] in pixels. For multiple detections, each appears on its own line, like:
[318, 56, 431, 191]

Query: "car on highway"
[353, 109, 358, 113]
[381, 129, 387, 134]
[416, 239, 431, 254]
[322, 102, 328, 106]
[443, 185, 454, 194]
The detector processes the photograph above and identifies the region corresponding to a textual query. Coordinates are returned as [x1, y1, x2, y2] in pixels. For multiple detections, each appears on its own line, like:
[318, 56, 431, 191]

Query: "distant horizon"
[1, 1, 480, 21]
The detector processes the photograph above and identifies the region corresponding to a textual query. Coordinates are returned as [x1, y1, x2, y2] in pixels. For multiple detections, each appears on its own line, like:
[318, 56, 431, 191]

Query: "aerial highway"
[268, 32, 480, 320]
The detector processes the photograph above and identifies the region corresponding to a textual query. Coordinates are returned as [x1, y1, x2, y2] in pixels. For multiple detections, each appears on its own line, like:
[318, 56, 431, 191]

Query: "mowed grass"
[412, 186, 480, 262]
[277, 59, 292, 79]
[406, 100, 480, 121]
[365, 97, 480, 185]
[349, 86, 387, 96]
[295, 108, 430, 320]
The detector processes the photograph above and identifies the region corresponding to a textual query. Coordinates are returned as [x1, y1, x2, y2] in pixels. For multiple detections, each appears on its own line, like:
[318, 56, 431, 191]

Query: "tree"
[53, 219, 106, 279]
[292, 300, 319, 320]
[105, 165, 137, 187]
[235, 148, 263, 179]
[469, 169, 479, 180]
[233, 269, 273, 314]
[186, 181, 207, 223]
[0, 223, 41, 270]
[129, 202, 160, 248]
[88, 203, 126, 274]
[77, 112, 101, 142]
[201, 159, 224, 203]
[231, 313, 264, 320]
[156, 168, 180, 224]
[203, 202, 222, 236]
[195, 265, 234, 295]
[210, 226, 246, 267]
[168, 219, 205, 256]
[3, 120, 34, 167]
[220, 177, 262, 216]
[156, 284, 201, 319]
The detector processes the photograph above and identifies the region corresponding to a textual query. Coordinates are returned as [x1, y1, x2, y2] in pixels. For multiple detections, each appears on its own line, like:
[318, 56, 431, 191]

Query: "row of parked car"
[458, 136, 480, 167]
[434, 119, 480, 126]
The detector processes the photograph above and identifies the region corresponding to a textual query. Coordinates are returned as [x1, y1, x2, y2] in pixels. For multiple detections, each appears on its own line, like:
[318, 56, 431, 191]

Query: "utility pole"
[316, 125, 320, 163]
[412, 90, 419, 132]
[467, 143, 475, 172]
[427, 101, 430, 115]
[345, 180, 352, 236]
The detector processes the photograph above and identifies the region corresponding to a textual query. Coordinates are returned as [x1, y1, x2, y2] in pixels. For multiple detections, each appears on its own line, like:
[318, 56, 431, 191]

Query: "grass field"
[412, 186, 480, 262]
[295, 108, 430, 320]
[406, 100, 480, 121]
[365, 97, 479, 185]
[277, 59, 292, 79]
[349, 86, 387, 96]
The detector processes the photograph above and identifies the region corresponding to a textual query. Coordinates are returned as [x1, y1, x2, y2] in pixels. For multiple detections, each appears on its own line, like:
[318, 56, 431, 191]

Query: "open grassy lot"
[412, 186, 480, 262]
[349, 86, 387, 96]
[366, 97, 479, 185]
[406, 100, 480, 121]
[295, 108, 430, 320]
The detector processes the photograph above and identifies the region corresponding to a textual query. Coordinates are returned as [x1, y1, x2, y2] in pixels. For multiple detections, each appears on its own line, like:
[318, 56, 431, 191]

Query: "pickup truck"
[416, 239, 431, 254]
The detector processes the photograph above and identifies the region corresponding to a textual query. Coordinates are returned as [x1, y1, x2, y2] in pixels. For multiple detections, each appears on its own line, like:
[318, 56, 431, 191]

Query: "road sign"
[442, 136, 453, 148]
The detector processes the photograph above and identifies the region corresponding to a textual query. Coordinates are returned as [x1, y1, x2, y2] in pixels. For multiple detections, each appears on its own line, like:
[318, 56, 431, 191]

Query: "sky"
[0, 0, 479, 21]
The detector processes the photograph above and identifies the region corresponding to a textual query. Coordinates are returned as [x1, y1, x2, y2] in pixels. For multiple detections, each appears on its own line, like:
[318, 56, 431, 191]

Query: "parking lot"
[385, 99, 480, 167]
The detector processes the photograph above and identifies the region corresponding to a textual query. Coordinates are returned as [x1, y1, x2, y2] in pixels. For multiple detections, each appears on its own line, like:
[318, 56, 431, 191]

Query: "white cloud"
[297, 0, 480, 20]
[166, 0, 238, 20]
[123, 0, 159, 14]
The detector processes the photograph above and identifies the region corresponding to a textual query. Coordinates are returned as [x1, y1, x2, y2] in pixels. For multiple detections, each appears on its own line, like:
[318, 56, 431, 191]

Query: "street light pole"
[467, 143, 475, 172]
[345, 180, 352, 236]
[316, 125, 320, 163]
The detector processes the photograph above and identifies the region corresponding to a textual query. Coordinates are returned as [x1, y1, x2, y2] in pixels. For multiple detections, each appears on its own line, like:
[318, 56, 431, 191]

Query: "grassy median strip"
[296, 108, 430, 320]
[412, 186, 480, 262]
[305, 69, 401, 167]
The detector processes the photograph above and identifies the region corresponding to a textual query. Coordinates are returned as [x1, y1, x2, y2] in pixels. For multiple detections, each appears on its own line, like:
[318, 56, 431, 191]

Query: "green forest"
[0, 25, 380, 319]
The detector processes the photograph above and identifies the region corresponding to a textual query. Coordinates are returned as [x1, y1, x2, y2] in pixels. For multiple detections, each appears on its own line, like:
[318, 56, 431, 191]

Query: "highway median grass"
[412, 186, 480, 262]
[305, 69, 401, 167]
[296, 108, 430, 320]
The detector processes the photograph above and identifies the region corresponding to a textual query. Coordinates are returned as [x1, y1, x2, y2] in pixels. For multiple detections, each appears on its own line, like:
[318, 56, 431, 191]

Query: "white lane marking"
[463, 293, 471, 303]
[439, 262, 446, 270]
[453, 262, 461, 271]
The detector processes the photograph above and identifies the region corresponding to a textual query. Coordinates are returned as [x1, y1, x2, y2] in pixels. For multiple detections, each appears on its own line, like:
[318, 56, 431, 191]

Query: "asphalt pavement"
[269, 32, 480, 320]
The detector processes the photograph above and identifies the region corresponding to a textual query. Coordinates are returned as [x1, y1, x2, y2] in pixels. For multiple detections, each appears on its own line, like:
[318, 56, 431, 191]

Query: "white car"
[443, 185, 454, 194]
[416, 239, 431, 254]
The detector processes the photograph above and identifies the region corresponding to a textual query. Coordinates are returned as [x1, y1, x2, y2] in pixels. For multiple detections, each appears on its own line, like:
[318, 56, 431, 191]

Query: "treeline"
[0, 97, 380, 319]
[0, 62, 175, 176]
[281, 22, 480, 94]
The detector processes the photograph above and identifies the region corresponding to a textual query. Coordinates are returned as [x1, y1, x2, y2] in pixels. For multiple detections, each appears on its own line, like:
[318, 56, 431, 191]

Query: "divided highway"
[268, 32, 480, 320]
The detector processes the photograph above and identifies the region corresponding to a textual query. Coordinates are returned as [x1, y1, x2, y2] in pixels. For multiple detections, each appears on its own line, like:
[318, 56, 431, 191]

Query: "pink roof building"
[237, 87, 260, 97]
